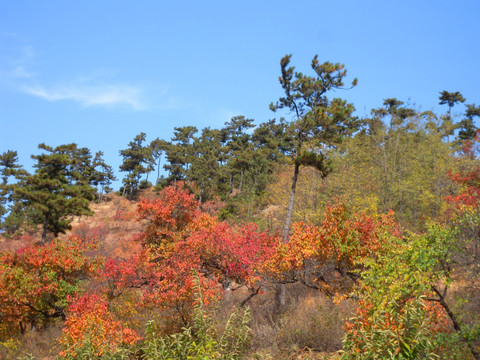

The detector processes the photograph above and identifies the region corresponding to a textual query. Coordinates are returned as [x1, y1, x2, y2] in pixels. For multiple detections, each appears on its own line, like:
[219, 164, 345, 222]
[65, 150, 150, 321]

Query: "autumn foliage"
[59, 292, 139, 358]
[264, 200, 399, 294]
[1, 179, 478, 358]
[115, 182, 279, 317]
[0, 234, 100, 336]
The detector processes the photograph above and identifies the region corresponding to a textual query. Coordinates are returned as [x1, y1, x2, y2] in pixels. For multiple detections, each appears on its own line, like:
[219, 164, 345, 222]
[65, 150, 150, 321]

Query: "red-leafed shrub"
[0, 235, 101, 337]
[59, 292, 139, 358]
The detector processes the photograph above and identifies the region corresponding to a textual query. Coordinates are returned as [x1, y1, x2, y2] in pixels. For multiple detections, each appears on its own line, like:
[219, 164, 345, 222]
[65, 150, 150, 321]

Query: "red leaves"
[186, 221, 278, 288]
[60, 292, 139, 358]
[134, 188, 399, 307]
[446, 168, 480, 210]
[137, 181, 199, 247]
[446, 132, 480, 211]
[0, 234, 101, 333]
[108, 183, 279, 318]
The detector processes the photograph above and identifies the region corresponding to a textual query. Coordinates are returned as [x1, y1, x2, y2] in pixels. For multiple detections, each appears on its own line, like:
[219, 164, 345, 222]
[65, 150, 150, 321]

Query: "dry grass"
[218, 283, 354, 359]
[0, 321, 63, 360]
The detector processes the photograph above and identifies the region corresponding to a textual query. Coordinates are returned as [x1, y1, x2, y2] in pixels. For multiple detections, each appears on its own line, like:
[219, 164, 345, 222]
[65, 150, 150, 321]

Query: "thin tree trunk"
[283, 163, 300, 241]
[98, 186, 104, 204]
[278, 162, 300, 308]
[199, 179, 205, 204]
[41, 216, 48, 245]
[239, 170, 244, 195]
[156, 152, 162, 183]
[382, 135, 389, 211]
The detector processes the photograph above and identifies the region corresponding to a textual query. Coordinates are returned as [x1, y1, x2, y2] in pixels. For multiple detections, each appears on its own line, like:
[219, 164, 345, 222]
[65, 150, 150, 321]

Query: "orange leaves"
[264, 222, 321, 274]
[264, 200, 398, 293]
[0, 234, 101, 333]
[319, 201, 397, 264]
[138, 182, 198, 238]
[424, 299, 451, 334]
[342, 296, 448, 358]
[59, 292, 139, 358]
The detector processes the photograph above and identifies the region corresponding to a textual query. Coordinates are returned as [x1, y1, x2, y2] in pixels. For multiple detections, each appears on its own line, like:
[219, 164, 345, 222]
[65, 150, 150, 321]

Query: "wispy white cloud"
[1, 39, 187, 112]
[11, 65, 34, 79]
[0, 42, 36, 80]
[22, 83, 146, 110]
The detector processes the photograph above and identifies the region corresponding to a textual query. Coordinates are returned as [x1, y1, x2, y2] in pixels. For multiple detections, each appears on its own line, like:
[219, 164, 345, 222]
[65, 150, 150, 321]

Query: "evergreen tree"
[270, 54, 358, 307]
[439, 90, 465, 141]
[14, 144, 95, 243]
[270, 54, 358, 242]
[252, 118, 292, 163]
[0, 150, 22, 227]
[189, 127, 224, 203]
[119, 132, 153, 198]
[92, 151, 116, 202]
[149, 138, 170, 185]
[458, 103, 480, 142]
[222, 116, 255, 196]
[164, 126, 197, 185]
[439, 90, 466, 116]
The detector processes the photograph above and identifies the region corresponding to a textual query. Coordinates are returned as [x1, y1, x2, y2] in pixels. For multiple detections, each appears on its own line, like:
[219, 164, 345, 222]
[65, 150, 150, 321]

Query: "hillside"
[1, 75, 480, 359]
[1, 171, 480, 359]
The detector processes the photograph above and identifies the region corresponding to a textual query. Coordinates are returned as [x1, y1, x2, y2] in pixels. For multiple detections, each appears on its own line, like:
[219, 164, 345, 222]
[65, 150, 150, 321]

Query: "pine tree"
[222, 116, 255, 196]
[164, 126, 198, 185]
[270, 54, 358, 242]
[270, 54, 358, 307]
[438, 90, 466, 141]
[14, 144, 95, 243]
[119, 132, 153, 198]
[0, 150, 22, 227]
[92, 151, 116, 202]
[458, 104, 480, 142]
[189, 127, 224, 202]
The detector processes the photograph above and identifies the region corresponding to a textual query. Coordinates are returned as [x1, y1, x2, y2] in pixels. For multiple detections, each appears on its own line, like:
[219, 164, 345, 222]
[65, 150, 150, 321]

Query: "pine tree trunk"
[98, 187, 103, 204]
[283, 162, 300, 241]
[41, 217, 48, 245]
[156, 153, 162, 183]
[239, 170, 244, 195]
[278, 162, 300, 308]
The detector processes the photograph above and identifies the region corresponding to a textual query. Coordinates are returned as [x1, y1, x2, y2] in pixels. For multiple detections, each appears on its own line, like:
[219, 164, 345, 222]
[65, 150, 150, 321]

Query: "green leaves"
[119, 132, 154, 198]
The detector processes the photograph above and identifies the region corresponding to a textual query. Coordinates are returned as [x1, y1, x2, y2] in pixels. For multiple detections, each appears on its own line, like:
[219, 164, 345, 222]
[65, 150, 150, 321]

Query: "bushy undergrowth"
[140, 275, 252, 360]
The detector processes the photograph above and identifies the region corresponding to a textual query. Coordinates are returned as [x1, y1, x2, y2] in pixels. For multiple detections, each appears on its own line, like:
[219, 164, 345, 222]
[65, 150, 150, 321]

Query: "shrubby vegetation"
[1, 55, 480, 359]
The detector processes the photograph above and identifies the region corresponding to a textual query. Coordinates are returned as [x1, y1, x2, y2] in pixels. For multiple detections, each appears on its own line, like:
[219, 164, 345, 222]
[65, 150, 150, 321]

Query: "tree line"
[2, 73, 478, 242]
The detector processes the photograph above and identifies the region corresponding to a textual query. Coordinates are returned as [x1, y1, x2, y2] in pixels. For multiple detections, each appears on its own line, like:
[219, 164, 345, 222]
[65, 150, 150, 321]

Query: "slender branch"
[240, 286, 262, 308]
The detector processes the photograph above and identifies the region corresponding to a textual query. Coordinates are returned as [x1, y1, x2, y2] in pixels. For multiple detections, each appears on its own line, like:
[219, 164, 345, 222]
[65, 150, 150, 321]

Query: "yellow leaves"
[187, 212, 218, 233]
[264, 164, 327, 226]
[333, 293, 348, 305]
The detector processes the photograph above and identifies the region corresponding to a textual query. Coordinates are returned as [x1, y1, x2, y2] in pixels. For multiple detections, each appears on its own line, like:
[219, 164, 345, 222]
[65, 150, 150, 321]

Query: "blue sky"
[1, 1, 479, 188]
